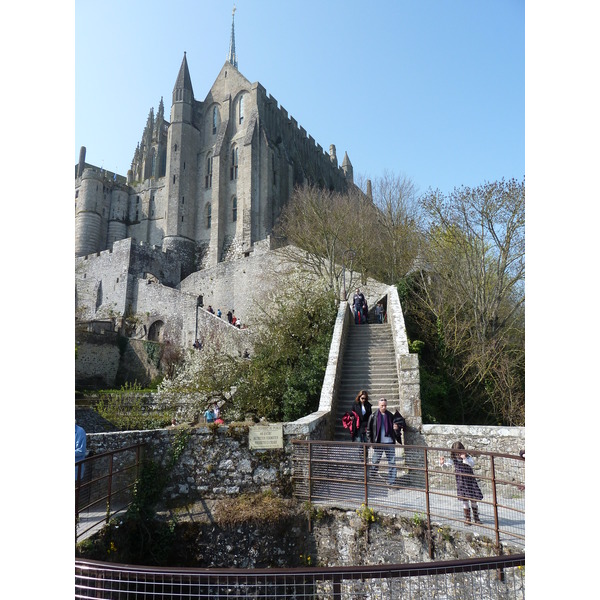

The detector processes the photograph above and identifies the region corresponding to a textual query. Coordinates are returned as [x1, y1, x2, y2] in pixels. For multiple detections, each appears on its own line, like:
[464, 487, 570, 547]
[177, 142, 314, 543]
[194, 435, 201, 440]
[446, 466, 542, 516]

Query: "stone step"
[334, 320, 400, 440]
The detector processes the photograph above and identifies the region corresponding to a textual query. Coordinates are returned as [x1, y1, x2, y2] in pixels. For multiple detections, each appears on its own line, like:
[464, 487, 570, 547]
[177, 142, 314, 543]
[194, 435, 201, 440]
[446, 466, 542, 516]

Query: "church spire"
[174, 52, 194, 98]
[227, 6, 238, 68]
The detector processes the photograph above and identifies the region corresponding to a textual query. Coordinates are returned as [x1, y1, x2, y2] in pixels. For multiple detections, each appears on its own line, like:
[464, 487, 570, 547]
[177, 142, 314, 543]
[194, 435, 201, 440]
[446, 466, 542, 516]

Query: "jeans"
[371, 443, 396, 484]
[354, 430, 367, 443]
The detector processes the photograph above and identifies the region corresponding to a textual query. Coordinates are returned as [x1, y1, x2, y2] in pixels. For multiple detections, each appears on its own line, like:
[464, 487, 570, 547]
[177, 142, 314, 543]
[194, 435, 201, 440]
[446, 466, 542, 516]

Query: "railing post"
[489, 455, 505, 581]
[490, 455, 501, 551]
[424, 447, 433, 559]
[332, 573, 342, 599]
[363, 443, 369, 507]
[308, 442, 313, 533]
[106, 453, 114, 524]
[75, 463, 82, 542]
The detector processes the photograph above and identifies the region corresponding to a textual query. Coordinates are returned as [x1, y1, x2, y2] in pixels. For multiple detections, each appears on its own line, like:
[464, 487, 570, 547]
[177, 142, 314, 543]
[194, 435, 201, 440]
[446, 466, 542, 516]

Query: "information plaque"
[249, 423, 284, 450]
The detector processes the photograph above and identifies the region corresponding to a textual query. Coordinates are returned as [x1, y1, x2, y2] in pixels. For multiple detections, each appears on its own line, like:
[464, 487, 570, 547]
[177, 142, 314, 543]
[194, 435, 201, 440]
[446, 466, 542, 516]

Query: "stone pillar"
[399, 353, 422, 432]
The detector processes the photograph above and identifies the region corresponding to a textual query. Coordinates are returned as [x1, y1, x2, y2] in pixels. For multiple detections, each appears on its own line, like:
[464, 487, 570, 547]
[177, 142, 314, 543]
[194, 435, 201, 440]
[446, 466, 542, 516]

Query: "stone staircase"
[333, 321, 400, 441]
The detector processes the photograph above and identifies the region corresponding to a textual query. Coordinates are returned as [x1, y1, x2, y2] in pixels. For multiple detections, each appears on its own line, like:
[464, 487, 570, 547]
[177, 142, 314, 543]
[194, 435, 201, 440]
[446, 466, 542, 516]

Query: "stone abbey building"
[75, 14, 361, 386]
[75, 13, 355, 274]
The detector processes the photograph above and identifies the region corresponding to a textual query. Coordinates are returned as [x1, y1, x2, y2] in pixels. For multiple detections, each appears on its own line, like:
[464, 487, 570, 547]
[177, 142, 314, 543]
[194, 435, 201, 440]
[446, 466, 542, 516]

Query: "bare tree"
[275, 183, 372, 298]
[414, 178, 525, 424]
[370, 170, 423, 283]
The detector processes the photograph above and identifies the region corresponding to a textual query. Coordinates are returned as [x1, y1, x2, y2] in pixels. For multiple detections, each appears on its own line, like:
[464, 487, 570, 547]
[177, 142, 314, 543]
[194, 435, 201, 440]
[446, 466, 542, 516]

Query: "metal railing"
[292, 440, 525, 555]
[75, 553, 525, 599]
[76, 442, 145, 543]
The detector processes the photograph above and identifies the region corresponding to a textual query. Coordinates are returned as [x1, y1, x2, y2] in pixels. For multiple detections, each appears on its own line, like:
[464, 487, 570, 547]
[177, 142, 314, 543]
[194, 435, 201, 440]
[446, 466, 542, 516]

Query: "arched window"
[212, 106, 218, 134]
[230, 146, 238, 180]
[205, 203, 212, 228]
[232, 197, 237, 222]
[205, 155, 213, 188]
[238, 95, 244, 124]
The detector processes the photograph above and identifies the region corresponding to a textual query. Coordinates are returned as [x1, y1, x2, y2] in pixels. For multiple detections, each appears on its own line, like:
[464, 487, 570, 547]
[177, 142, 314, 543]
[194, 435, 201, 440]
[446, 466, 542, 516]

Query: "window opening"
[205, 203, 212, 228]
[205, 155, 213, 188]
[230, 146, 238, 180]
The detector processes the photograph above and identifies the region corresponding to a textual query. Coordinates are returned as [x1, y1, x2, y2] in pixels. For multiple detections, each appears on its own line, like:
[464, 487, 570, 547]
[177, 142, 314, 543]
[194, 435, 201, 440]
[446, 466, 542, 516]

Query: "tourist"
[217, 308, 222, 318]
[352, 288, 365, 324]
[351, 390, 372, 442]
[375, 302, 384, 324]
[366, 398, 402, 484]
[227, 310, 233, 324]
[204, 406, 216, 423]
[207, 305, 215, 314]
[440, 441, 483, 525]
[361, 297, 369, 324]
[75, 421, 87, 480]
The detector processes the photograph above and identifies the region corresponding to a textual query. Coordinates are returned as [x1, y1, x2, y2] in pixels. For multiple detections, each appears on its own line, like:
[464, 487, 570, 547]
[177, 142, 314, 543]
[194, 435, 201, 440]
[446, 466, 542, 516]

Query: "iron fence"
[75, 553, 525, 599]
[292, 440, 525, 555]
[76, 442, 145, 543]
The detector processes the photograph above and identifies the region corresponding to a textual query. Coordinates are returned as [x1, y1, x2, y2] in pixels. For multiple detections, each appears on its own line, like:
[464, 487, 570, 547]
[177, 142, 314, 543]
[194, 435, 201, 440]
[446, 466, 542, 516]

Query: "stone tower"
[162, 52, 199, 278]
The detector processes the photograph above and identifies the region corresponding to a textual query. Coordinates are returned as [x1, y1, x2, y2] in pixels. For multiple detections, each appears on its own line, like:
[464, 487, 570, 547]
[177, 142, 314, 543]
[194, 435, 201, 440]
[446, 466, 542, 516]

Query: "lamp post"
[342, 249, 355, 301]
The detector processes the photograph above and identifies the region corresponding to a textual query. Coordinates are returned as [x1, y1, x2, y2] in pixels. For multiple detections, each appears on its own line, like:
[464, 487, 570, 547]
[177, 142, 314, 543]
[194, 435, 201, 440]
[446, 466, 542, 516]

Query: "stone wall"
[85, 420, 523, 506]
[75, 330, 122, 388]
[311, 507, 523, 566]
[86, 419, 325, 502]
[421, 424, 525, 456]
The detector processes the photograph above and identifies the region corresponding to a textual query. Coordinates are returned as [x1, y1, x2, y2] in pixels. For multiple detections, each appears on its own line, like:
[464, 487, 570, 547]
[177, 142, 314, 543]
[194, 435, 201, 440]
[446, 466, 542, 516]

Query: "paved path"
[308, 477, 525, 549]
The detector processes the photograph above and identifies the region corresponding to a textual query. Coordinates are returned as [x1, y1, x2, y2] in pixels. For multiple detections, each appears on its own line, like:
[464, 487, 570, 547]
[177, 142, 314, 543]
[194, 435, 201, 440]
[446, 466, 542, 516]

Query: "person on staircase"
[366, 398, 402, 484]
[352, 288, 365, 324]
[351, 390, 372, 442]
[440, 441, 483, 525]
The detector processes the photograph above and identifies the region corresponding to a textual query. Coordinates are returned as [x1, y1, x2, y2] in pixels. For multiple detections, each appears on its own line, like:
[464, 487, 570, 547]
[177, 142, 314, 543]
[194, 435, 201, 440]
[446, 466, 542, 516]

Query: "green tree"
[234, 277, 337, 421]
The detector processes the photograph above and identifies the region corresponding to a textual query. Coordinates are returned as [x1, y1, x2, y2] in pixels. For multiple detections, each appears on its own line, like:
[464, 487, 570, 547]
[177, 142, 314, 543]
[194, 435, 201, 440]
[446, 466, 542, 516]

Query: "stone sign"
[249, 424, 283, 450]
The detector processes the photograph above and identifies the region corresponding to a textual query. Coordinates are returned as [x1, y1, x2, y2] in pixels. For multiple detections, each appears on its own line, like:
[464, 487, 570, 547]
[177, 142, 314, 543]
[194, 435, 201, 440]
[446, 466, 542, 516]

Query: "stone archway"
[148, 320, 164, 342]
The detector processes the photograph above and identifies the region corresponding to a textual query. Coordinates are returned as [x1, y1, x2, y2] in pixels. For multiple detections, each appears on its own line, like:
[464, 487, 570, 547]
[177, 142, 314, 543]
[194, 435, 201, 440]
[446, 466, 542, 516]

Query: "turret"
[342, 151, 353, 183]
[329, 144, 338, 167]
[77, 146, 86, 178]
[163, 53, 199, 277]
[171, 52, 194, 123]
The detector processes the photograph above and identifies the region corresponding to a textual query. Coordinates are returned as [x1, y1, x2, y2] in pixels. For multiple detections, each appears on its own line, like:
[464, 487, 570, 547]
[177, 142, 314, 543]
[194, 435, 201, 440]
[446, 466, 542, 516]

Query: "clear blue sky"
[75, 0, 524, 196]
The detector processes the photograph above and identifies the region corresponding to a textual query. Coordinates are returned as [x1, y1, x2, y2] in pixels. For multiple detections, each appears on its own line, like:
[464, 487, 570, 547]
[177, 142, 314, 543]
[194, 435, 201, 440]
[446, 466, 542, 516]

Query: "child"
[440, 441, 483, 525]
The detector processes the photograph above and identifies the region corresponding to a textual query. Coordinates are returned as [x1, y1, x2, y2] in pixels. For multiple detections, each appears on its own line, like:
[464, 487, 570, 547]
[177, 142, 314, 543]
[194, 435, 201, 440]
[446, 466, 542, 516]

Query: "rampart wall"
[75, 239, 134, 321]
[255, 83, 350, 188]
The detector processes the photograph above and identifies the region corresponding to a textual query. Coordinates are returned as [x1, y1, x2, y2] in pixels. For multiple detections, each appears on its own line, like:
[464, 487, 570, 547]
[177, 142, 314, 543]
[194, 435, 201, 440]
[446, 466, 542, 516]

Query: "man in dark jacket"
[366, 398, 403, 484]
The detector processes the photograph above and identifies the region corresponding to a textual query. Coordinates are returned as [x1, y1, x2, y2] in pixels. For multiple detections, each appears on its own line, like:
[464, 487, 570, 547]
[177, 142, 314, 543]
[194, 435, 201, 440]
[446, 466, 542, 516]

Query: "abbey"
[75, 19, 355, 276]
[75, 15, 360, 386]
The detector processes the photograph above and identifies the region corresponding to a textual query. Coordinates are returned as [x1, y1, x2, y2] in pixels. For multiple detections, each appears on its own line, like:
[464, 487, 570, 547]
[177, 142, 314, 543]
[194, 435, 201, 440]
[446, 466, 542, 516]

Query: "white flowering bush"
[154, 327, 245, 422]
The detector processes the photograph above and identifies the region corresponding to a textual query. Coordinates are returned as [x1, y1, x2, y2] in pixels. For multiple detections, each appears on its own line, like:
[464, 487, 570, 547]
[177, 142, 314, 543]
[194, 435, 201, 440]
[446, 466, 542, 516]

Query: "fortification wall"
[179, 244, 297, 328]
[75, 239, 133, 321]
[133, 278, 196, 346]
[255, 83, 350, 189]
[75, 330, 121, 388]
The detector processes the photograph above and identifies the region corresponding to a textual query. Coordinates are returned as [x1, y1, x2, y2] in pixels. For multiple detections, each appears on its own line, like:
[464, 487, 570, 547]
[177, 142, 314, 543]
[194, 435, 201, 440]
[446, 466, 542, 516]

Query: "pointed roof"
[227, 6, 238, 68]
[174, 52, 194, 96]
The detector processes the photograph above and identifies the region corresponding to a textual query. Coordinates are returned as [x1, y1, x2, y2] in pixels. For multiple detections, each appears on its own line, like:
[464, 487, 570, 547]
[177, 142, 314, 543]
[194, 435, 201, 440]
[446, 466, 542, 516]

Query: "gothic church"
[75, 12, 355, 277]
